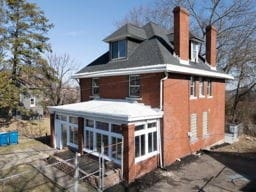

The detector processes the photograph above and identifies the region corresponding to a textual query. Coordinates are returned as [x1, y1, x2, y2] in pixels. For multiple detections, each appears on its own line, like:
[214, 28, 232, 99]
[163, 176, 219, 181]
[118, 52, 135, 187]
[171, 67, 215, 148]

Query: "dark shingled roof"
[77, 22, 214, 75]
[103, 23, 147, 42]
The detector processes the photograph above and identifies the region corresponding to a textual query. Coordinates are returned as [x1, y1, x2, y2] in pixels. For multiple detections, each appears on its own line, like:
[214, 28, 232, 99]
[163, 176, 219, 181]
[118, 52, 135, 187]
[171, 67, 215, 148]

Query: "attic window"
[111, 40, 126, 59]
[191, 42, 199, 62]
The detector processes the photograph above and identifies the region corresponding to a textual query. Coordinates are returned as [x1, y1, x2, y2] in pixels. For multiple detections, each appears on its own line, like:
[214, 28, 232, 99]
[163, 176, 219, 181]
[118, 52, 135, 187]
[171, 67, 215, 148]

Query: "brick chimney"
[206, 25, 217, 68]
[173, 6, 189, 62]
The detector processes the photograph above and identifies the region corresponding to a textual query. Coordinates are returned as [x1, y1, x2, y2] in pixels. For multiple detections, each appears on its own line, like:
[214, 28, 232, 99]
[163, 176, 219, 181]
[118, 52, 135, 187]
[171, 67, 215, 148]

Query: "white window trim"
[55, 114, 78, 149]
[129, 75, 141, 98]
[134, 120, 160, 163]
[191, 42, 199, 63]
[83, 119, 122, 164]
[199, 78, 205, 98]
[207, 80, 213, 98]
[190, 76, 197, 99]
[67, 119, 78, 148]
[91, 78, 99, 96]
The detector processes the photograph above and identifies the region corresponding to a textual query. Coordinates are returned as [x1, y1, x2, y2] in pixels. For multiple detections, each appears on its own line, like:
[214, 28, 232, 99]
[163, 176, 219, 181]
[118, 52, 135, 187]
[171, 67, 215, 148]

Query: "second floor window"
[190, 76, 196, 98]
[111, 40, 126, 59]
[207, 80, 212, 97]
[129, 75, 140, 97]
[92, 78, 99, 96]
[199, 78, 205, 97]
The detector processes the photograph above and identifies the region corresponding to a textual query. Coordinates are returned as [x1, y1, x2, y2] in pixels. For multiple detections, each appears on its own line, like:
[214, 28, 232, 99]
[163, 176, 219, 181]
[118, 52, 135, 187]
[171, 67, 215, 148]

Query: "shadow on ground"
[206, 150, 256, 192]
[35, 135, 51, 146]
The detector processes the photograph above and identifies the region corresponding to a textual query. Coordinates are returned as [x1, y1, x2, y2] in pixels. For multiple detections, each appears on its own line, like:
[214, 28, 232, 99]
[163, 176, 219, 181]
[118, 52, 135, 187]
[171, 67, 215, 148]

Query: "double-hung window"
[111, 40, 126, 59]
[207, 80, 212, 97]
[92, 78, 99, 96]
[129, 75, 140, 98]
[199, 78, 205, 97]
[191, 42, 199, 62]
[190, 76, 197, 98]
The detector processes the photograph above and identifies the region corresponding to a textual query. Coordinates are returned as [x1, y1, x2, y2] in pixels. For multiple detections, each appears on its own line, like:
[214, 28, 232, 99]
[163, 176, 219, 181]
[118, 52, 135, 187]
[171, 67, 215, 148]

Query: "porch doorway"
[56, 121, 68, 149]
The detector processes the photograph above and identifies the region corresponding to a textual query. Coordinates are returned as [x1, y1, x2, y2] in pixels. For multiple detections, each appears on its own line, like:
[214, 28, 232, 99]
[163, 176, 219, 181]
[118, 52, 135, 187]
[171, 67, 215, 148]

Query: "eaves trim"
[72, 64, 233, 80]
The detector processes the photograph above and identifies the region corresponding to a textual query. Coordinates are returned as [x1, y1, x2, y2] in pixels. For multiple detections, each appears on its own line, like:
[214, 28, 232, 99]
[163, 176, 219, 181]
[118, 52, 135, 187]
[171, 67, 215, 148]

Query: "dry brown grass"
[215, 135, 256, 153]
[1, 118, 50, 138]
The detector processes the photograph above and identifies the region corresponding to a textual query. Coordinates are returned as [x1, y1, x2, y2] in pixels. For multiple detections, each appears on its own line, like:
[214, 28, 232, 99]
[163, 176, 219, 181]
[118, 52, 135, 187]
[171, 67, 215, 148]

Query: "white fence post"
[73, 152, 80, 192]
[121, 137, 124, 180]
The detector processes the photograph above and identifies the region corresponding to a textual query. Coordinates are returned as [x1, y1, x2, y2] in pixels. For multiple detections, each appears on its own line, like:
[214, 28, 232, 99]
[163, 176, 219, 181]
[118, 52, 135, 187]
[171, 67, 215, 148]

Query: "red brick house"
[48, 6, 233, 183]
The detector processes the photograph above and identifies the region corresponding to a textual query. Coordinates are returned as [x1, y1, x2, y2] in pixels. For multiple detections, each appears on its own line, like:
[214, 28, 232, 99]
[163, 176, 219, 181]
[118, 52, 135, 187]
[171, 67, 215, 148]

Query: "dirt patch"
[214, 135, 256, 153]
[0, 118, 50, 138]
[165, 153, 199, 171]
[0, 164, 64, 192]
[107, 135, 256, 192]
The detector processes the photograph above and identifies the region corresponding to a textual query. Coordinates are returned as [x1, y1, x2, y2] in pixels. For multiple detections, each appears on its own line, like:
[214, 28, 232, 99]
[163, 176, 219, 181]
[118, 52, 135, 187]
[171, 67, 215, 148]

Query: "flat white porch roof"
[48, 99, 163, 122]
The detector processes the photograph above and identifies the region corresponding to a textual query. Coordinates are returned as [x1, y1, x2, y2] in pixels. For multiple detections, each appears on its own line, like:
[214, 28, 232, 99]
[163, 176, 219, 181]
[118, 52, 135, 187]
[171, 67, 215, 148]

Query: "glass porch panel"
[85, 130, 93, 150]
[61, 124, 67, 147]
[96, 133, 101, 152]
[103, 135, 109, 155]
[116, 138, 122, 160]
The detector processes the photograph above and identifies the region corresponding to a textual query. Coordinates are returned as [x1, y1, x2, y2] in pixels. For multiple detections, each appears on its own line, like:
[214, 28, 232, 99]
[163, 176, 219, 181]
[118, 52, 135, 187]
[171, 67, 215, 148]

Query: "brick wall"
[162, 74, 225, 165]
[79, 73, 162, 108]
[80, 78, 91, 101]
[80, 72, 225, 181]
[123, 123, 159, 184]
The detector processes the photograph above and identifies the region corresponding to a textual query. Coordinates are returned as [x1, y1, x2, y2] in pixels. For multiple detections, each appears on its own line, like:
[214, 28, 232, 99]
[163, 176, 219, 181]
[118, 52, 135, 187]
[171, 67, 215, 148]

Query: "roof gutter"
[72, 64, 233, 80]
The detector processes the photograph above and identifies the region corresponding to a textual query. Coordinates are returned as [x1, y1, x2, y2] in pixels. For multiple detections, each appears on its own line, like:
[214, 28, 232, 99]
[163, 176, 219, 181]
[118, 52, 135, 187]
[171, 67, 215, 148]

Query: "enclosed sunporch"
[48, 99, 163, 182]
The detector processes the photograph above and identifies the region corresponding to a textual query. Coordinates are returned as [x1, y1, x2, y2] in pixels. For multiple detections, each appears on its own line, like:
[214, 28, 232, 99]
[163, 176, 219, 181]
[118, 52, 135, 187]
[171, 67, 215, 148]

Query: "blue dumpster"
[9, 131, 18, 144]
[0, 131, 19, 146]
[0, 132, 9, 146]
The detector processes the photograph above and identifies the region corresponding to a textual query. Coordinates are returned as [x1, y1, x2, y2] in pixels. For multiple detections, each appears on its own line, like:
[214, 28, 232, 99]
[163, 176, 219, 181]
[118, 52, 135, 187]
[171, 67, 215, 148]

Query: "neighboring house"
[48, 7, 233, 183]
[19, 92, 44, 119]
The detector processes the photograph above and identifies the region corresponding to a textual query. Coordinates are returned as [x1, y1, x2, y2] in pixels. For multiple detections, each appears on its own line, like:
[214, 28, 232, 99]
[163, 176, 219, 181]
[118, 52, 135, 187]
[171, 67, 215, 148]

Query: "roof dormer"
[190, 41, 199, 63]
[104, 24, 146, 60]
[190, 35, 203, 63]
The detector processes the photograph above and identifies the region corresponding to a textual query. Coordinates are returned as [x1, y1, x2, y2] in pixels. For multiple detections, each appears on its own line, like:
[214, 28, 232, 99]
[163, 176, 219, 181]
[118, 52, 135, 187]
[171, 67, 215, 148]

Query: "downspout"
[159, 70, 168, 168]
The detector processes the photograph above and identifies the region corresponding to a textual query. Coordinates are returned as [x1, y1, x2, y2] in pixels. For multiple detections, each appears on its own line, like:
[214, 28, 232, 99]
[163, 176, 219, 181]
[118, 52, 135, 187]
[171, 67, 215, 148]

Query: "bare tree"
[117, 0, 256, 123]
[45, 53, 79, 106]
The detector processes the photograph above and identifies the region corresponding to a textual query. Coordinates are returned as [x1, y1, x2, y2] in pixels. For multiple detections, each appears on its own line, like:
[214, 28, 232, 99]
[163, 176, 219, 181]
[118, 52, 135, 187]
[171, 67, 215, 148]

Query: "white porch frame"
[83, 118, 123, 165]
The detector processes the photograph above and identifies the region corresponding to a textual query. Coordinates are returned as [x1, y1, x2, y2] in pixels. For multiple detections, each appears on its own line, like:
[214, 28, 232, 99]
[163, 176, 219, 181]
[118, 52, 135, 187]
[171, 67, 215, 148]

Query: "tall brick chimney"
[206, 25, 217, 68]
[173, 6, 189, 62]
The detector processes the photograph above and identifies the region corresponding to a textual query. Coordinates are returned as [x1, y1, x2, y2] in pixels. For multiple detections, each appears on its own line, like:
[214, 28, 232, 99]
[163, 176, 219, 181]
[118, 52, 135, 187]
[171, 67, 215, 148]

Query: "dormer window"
[191, 42, 199, 62]
[111, 40, 126, 59]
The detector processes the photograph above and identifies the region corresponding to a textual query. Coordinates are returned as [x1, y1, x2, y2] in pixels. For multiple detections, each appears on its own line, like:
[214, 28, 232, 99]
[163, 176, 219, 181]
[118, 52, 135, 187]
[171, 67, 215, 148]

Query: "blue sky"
[30, 0, 154, 70]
